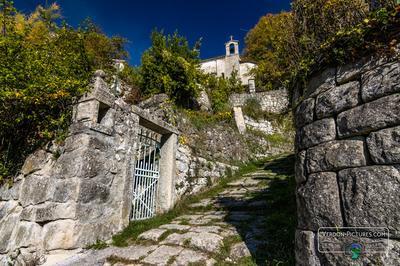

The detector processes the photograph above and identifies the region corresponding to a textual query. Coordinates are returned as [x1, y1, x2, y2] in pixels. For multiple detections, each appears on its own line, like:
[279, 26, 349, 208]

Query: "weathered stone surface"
[171, 249, 208, 266]
[42, 220, 78, 250]
[315, 81, 361, 119]
[230, 242, 251, 260]
[367, 126, 400, 164]
[78, 181, 110, 203]
[189, 226, 221, 234]
[297, 172, 342, 230]
[0, 201, 21, 253]
[297, 118, 336, 150]
[337, 93, 400, 137]
[244, 116, 274, 135]
[159, 224, 190, 231]
[295, 230, 320, 266]
[20, 149, 52, 176]
[306, 67, 336, 97]
[143, 245, 183, 266]
[336, 60, 364, 85]
[52, 179, 80, 203]
[52, 148, 105, 179]
[8, 221, 42, 251]
[19, 175, 53, 207]
[196, 90, 212, 112]
[138, 228, 167, 242]
[338, 166, 400, 234]
[306, 140, 366, 173]
[0, 181, 21, 201]
[20, 202, 76, 222]
[362, 62, 400, 102]
[295, 98, 315, 128]
[189, 232, 223, 252]
[233, 107, 246, 134]
[295, 151, 307, 184]
[229, 89, 289, 114]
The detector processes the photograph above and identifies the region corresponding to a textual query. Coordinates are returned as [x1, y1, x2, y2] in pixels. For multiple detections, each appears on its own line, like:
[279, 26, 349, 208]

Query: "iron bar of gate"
[132, 126, 161, 221]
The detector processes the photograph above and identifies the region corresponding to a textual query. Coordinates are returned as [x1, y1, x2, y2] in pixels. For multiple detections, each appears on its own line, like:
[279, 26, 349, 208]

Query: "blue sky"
[14, 0, 291, 65]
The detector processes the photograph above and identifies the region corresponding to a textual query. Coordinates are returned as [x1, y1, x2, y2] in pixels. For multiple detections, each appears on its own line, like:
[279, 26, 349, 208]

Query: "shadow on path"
[216, 154, 296, 265]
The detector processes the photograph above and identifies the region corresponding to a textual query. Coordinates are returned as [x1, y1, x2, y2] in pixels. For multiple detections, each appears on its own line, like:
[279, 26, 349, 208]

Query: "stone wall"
[0, 72, 179, 264]
[174, 144, 238, 200]
[294, 56, 400, 265]
[229, 89, 289, 114]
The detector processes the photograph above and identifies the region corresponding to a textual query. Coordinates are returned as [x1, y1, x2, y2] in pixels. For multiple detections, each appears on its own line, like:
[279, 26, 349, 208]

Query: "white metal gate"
[131, 126, 161, 220]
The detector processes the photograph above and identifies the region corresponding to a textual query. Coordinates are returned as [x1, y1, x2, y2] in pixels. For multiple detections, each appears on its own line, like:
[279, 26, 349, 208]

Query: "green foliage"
[244, 12, 296, 91]
[242, 98, 262, 120]
[204, 70, 244, 112]
[0, 2, 128, 183]
[184, 110, 233, 130]
[245, 1, 399, 96]
[86, 239, 108, 250]
[139, 30, 203, 107]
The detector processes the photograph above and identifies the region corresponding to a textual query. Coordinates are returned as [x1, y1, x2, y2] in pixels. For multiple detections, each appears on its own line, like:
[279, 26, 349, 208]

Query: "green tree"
[244, 12, 296, 90]
[0, 2, 129, 182]
[0, 0, 16, 36]
[140, 30, 203, 107]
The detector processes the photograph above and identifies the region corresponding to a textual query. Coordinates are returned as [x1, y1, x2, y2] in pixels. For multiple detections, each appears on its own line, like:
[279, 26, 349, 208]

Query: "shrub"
[204, 70, 244, 113]
[242, 98, 262, 120]
[139, 30, 203, 108]
[245, 0, 399, 96]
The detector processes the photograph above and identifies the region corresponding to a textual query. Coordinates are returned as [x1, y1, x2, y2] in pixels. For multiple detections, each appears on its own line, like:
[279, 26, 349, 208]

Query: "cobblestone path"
[54, 158, 294, 266]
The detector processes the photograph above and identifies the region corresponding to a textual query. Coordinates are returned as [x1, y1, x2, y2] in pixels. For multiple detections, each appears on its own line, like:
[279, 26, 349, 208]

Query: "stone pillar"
[294, 58, 400, 265]
[157, 133, 178, 213]
[233, 107, 246, 134]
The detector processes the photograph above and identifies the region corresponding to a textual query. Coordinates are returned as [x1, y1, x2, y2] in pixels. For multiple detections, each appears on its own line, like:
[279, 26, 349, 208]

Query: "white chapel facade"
[200, 36, 256, 91]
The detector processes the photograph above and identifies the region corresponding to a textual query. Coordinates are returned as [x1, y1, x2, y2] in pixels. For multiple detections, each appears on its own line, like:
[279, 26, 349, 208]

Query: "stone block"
[295, 230, 320, 266]
[362, 62, 400, 102]
[295, 151, 307, 184]
[315, 81, 361, 119]
[52, 179, 80, 202]
[0, 181, 21, 201]
[306, 140, 366, 173]
[337, 93, 400, 138]
[78, 180, 110, 203]
[367, 125, 400, 164]
[63, 134, 91, 152]
[338, 165, 400, 235]
[143, 245, 184, 265]
[306, 67, 336, 97]
[336, 59, 365, 85]
[297, 172, 342, 230]
[297, 118, 336, 150]
[295, 98, 315, 128]
[42, 220, 78, 251]
[0, 202, 22, 253]
[138, 228, 167, 242]
[75, 100, 99, 123]
[8, 221, 42, 251]
[53, 148, 105, 179]
[20, 201, 76, 222]
[19, 175, 53, 207]
[20, 149, 52, 176]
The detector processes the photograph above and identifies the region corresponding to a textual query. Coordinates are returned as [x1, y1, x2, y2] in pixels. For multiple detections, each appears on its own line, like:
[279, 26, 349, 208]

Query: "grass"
[111, 158, 264, 247]
[110, 154, 297, 266]
[251, 155, 297, 266]
[86, 239, 108, 250]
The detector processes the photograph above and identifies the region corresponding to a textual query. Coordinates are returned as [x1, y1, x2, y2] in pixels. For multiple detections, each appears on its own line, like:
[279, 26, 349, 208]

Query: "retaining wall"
[294, 56, 400, 265]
